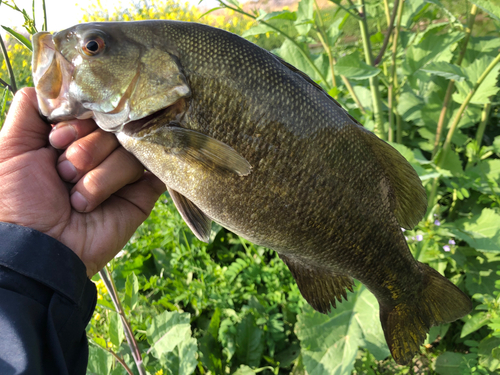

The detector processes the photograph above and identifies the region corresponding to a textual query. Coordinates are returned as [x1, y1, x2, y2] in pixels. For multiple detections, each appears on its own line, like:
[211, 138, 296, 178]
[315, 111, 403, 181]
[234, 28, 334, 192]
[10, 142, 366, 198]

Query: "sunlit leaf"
[335, 52, 381, 80]
[421, 61, 467, 82]
[1, 26, 32, 50]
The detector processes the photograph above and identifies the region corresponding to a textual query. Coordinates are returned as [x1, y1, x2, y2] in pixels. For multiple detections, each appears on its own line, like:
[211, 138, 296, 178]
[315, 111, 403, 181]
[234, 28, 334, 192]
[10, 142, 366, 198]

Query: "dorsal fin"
[359, 130, 427, 229]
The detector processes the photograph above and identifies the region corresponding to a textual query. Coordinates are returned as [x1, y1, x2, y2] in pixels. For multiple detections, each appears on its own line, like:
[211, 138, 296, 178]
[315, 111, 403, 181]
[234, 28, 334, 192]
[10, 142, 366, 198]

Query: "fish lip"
[32, 31, 91, 124]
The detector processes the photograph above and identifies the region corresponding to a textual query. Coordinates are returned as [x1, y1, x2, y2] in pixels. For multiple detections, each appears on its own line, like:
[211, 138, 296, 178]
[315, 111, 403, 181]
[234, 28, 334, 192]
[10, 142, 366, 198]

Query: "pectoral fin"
[168, 187, 212, 243]
[146, 125, 252, 177]
[279, 254, 354, 313]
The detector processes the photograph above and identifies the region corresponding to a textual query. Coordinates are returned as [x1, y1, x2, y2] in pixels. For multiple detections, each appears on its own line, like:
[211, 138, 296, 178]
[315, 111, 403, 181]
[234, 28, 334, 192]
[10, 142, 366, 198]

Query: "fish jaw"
[32, 32, 93, 123]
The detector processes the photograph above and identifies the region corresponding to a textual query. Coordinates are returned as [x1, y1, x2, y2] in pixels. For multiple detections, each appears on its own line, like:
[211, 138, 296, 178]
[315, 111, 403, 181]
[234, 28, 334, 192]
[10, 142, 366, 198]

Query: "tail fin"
[379, 262, 472, 365]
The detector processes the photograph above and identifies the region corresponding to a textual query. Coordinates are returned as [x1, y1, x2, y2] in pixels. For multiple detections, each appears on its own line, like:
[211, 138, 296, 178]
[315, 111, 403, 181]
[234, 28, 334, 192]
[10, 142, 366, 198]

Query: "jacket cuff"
[0, 222, 93, 307]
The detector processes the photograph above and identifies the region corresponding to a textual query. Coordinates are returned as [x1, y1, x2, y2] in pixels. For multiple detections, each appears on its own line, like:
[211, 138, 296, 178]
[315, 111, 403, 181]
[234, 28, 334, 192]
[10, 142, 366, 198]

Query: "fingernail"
[71, 191, 88, 212]
[49, 124, 77, 149]
[57, 160, 77, 182]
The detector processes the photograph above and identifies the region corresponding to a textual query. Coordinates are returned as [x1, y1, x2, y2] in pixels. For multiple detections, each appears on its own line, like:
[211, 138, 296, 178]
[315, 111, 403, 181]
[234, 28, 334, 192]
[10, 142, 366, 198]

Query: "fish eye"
[82, 36, 105, 56]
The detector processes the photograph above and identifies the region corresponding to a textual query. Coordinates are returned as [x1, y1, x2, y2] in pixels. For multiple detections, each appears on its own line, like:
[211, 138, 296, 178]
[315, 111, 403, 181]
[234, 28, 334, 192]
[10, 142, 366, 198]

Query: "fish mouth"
[32, 32, 92, 123]
[121, 97, 188, 136]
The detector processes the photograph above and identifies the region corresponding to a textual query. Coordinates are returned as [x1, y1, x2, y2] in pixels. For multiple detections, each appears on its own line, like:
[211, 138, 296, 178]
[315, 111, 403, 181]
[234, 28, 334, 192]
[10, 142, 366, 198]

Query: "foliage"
[1, 0, 500, 374]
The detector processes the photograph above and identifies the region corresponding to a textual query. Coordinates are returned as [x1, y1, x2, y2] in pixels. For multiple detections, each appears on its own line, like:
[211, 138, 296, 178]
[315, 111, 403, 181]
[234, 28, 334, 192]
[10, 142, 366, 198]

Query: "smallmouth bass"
[32, 21, 472, 365]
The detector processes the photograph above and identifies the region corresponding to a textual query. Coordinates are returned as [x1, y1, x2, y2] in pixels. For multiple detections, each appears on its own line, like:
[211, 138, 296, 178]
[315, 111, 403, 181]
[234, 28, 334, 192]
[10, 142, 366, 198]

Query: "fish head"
[32, 22, 190, 132]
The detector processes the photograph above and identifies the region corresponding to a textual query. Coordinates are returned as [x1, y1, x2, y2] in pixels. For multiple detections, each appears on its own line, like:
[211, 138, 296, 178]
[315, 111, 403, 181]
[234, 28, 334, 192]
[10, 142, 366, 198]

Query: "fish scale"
[32, 20, 472, 365]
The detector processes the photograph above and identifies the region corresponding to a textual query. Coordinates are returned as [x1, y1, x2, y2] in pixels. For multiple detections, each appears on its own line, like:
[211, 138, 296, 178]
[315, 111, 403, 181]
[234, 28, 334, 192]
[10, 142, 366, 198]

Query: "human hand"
[0, 88, 166, 277]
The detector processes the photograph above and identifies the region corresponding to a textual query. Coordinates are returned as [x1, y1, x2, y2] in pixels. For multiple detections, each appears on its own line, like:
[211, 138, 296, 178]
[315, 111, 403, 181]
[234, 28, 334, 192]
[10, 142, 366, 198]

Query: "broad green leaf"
[259, 10, 296, 22]
[295, 283, 388, 375]
[108, 311, 125, 347]
[233, 365, 257, 375]
[453, 56, 500, 105]
[463, 259, 500, 296]
[494, 135, 500, 155]
[295, 0, 314, 36]
[461, 312, 491, 337]
[147, 311, 192, 358]
[326, 17, 344, 46]
[397, 89, 424, 123]
[335, 52, 381, 80]
[421, 62, 467, 82]
[435, 352, 476, 375]
[235, 314, 265, 368]
[469, 0, 500, 21]
[451, 208, 500, 252]
[242, 24, 276, 38]
[469, 159, 500, 195]
[439, 150, 463, 176]
[274, 39, 320, 82]
[164, 337, 198, 375]
[1, 26, 32, 51]
[479, 337, 500, 371]
[199, 309, 223, 374]
[400, 0, 428, 28]
[87, 345, 113, 375]
[404, 31, 464, 74]
[124, 272, 139, 310]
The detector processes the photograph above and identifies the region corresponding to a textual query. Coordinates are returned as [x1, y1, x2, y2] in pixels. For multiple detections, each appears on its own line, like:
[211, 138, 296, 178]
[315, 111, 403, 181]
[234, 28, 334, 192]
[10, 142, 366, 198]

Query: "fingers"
[55, 128, 120, 183]
[49, 119, 98, 150]
[70, 146, 146, 212]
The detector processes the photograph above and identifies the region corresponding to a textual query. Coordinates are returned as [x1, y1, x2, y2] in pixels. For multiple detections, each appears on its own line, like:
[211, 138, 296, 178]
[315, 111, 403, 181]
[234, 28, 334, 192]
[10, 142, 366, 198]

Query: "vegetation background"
[1, 0, 500, 374]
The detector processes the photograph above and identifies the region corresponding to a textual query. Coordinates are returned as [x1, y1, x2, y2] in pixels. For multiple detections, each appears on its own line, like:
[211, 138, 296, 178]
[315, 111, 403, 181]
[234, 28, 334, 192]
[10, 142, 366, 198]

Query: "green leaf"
[478, 337, 500, 371]
[335, 52, 381, 80]
[242, 24, 276, 38]
[164, 337, 198, 375]
[235, 314, 265, 368]
[295, 0, 314, 36]
[124, 272, 139, 310]
[469, 0, 500, 21]
[404, 31, 464, 74]
[108, 312, 125, 347]
[451, 208, 500, 252]
[233, 365, 257, 375]
[1, 26, 32, 51]
[295, 283, 388, 375]
[435, 352, 474, 375]
[453, 56, 500, 104]
[274, 39, 320, 82]
[87, 345, 113, 375]
[421, 61, 467, 82]
[146, 311, 192, 358]
[461, 312, 491, 338]
[326, 17, 344, 46]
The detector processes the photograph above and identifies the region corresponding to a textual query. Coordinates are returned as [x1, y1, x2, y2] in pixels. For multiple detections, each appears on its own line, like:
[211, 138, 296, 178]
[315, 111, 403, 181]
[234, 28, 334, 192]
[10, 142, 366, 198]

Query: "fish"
[32, 20, 472, 365]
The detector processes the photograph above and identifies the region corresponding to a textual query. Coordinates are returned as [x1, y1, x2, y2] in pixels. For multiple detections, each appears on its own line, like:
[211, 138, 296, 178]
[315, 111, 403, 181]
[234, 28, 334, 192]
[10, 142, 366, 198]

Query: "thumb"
[0, 87, 51, 160]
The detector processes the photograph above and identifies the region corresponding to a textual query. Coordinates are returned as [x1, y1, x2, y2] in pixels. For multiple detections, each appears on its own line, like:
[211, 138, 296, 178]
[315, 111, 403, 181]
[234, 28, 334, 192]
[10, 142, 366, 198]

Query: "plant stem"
[475, 102, 492, 147]
[427, 51, 500, 208]
[431, 4, 477, 158]
[219, 1, 330, 89]
[99, 268, 147, 375]
[374, 0, 400, 66]
[42, 0, 47, 31]
[0, 35, 17, 93]
[388, 0, 404, 142]
[314, 0, 337, 91]
[383, 0, 391, 26]
[358, 0, 385, 139]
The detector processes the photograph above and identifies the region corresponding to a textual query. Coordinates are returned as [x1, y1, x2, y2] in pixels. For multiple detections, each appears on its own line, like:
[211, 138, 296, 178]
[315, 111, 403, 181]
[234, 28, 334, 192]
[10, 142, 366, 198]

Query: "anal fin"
[168, 187, 212, 243]
[279, 254, 354, 314]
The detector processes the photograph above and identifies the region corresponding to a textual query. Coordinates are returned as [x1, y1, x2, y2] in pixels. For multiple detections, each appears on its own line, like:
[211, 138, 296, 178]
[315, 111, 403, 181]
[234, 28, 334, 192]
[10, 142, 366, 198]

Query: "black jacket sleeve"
[0, 222, 97, 375]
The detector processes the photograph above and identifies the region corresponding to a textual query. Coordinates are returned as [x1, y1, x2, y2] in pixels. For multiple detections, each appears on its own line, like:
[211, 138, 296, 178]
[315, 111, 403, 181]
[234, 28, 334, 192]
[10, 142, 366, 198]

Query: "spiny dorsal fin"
[168, 187, 212, 243]
[359, 130, 427, 229]
[279, 254, 354, 314]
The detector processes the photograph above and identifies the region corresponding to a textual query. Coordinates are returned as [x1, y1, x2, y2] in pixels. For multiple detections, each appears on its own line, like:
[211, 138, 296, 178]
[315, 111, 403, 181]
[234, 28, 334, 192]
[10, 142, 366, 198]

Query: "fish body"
[32, 21, 472, 365]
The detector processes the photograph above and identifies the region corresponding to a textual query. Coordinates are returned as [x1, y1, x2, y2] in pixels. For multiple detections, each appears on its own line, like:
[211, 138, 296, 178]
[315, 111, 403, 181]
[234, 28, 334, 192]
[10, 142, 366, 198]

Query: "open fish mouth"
[32, 32, 90, 123]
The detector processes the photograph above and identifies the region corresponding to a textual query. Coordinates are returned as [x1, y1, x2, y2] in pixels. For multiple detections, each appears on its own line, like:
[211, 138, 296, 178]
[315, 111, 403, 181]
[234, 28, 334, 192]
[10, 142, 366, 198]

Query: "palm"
[0, 89, 164, 276]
